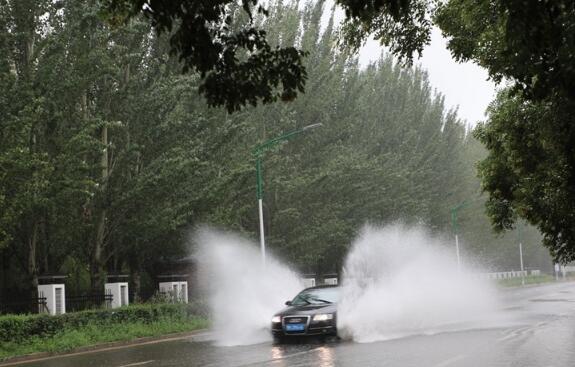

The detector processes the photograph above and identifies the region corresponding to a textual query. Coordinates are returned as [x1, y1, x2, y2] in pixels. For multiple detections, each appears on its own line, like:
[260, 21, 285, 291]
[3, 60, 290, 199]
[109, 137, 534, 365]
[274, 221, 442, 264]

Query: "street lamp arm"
[252, 122, 322, 265]
[451, 200, 468, 213]
[253, 129, 303, 155]
[253, 123, 322, 156]
[302, 123, 323, 131]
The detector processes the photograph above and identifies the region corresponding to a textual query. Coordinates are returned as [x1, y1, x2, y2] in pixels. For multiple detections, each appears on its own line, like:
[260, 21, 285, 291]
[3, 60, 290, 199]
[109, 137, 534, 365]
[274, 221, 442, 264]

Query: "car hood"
[275, 303, 337, 316]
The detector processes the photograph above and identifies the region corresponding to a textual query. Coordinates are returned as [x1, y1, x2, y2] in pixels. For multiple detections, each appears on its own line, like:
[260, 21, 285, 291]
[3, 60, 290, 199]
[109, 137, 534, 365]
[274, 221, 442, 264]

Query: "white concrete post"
[324, 277, 338, 285]
[179, 281, 189, 303]
[38, 284, 65, 315]
[105, 282, 129, 308]
[159, 281, 188, 303]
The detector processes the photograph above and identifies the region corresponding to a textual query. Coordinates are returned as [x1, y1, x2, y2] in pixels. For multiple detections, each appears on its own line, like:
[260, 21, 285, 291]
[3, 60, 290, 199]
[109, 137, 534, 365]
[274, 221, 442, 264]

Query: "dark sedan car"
[271, 285, 339, 340]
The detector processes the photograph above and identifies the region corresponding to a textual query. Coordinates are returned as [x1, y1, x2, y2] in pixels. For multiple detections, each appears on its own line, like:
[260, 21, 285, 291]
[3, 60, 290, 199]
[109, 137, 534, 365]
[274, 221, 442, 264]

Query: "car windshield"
[291, 287, 339, 306]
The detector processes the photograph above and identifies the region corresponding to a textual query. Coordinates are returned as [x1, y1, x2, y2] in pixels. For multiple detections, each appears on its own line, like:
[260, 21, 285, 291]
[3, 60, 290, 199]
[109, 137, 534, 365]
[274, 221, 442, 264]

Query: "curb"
[0, 328, 209, 366]
[498, 279, 574, 289]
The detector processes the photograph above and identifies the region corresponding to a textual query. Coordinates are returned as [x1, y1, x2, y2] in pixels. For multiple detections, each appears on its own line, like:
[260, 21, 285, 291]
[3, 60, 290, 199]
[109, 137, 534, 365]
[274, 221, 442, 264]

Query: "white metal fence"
[470, 269, 540, 280]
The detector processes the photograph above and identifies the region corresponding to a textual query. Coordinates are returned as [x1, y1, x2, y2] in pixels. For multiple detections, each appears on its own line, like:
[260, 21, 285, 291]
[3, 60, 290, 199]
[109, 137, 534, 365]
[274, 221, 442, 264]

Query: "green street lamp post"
[518, 223, 525, 286]
[253, 123, 322, 264]
[450, 201, 468, 272]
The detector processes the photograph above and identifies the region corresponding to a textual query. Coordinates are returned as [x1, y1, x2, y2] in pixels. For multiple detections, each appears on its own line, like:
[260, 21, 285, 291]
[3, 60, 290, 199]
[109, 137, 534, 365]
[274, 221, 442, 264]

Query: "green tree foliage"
[0, 1, 550, 302]
[0, 0, 246, 297]
[435, 0, 575, 100]
[201, 1, 547, 275]
[474, 90, 575, 262]
[98, 0, 575, 262]
[326, 0, 575, 263]
[435, 0, 575, 262]
[337, 0, 432, 63]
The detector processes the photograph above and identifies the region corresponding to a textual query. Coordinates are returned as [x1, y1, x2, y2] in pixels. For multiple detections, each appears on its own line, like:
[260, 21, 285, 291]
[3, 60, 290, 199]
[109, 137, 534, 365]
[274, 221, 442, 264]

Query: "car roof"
[302, 284, 339, 291]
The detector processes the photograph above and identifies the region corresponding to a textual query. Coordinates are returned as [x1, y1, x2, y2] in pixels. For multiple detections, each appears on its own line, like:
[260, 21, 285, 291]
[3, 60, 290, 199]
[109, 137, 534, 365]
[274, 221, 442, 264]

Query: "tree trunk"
[15, 0, 40, 298]
[12, 0, 36, 80]
[128, 240, 142, 302]
[131, 269, 141, 303]
[27, 220, 38, 298]
[41, 212, 49, 274]
[90, 213, 105, 294]
[0, 250, 6, 299]
[90, 122, 108, 294]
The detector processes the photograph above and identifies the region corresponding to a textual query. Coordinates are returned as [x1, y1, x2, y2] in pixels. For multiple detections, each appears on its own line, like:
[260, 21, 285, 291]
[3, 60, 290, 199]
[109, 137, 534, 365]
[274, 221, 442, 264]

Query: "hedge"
[0, 302, 208, 344]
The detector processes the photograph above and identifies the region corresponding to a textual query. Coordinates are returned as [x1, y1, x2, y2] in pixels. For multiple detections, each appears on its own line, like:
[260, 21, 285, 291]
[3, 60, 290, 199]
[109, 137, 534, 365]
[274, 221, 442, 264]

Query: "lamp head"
[302, 123, 323, 131]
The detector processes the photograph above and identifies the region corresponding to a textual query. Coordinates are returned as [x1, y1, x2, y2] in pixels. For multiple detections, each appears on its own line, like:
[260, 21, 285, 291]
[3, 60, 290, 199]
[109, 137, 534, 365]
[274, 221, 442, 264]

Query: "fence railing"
[65, 293, 113, 313]
[0, 297, 47, 315]
[469, 269, 540, 280]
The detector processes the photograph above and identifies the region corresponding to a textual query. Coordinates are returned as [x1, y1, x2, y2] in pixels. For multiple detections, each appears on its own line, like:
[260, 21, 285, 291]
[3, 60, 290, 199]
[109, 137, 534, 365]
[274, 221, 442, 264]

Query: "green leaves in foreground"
[436, 0, 575, 262]
[475, 90, 575, 263]
[100, 0, 307, 112]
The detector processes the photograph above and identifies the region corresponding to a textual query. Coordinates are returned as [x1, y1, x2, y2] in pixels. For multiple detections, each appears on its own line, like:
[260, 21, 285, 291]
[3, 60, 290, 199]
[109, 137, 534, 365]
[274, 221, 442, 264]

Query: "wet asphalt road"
[10, 281, 575, 367]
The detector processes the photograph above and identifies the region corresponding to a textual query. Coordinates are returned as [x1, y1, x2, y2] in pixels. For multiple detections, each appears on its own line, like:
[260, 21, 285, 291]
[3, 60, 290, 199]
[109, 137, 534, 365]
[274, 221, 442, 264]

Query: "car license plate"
[285, 323, 305, 331]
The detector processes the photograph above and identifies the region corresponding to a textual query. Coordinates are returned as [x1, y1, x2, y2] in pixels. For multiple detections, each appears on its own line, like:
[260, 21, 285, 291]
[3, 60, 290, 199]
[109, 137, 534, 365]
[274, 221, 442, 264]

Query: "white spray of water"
[194, 227, 302, 346]
[337, 224, 501, 343]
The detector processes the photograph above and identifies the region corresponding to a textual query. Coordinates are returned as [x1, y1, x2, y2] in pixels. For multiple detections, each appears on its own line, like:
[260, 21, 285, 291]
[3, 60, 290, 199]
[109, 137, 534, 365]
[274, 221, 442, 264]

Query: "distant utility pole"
[518, 223, 525, 286]
[450, 201, 467, 272]
[253, 123, 322, 265]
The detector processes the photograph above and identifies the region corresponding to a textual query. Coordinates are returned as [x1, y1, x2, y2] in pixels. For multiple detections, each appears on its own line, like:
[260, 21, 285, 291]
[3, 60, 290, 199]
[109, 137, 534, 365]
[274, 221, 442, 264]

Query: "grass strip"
[0, 317, 208, 360]
[0, 303, 209, 361]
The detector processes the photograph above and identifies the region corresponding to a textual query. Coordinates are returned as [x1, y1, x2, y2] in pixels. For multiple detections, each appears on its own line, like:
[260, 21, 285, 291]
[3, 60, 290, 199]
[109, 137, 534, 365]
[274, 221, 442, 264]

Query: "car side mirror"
[285, 301, 292, 306]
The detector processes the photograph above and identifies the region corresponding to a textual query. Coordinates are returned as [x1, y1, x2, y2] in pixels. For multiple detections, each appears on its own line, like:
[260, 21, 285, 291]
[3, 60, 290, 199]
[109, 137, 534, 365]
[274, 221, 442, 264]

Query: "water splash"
[337, 224, 500, 342]
[194, 227, 302, 346]
[194, 224, 504, 346]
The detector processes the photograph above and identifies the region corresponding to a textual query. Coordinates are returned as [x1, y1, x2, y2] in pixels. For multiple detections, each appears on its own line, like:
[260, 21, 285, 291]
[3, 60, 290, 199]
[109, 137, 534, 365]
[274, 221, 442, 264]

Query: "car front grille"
[284, 316, 306, 324]
[283, 315, 310, 334]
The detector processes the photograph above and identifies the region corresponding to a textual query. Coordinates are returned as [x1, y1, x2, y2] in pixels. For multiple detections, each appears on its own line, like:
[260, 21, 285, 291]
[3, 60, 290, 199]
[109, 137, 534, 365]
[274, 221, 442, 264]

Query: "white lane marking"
[433, 354, 466, 367]
[223, 347, 323, 367]
[497, 331, 518, 342]
[118, 361, 155, 367]
[496, 325, 531, 342]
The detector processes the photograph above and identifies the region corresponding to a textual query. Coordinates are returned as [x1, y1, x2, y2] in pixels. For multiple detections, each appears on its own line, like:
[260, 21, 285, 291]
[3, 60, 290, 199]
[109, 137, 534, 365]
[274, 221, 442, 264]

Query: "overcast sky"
[357, 27, 498, 127]
[313, 1, 499, 126]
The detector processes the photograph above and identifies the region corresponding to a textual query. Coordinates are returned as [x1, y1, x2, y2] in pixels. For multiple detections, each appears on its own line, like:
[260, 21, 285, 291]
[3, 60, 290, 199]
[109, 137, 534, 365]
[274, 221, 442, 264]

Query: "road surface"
[7, 281, 575, 367]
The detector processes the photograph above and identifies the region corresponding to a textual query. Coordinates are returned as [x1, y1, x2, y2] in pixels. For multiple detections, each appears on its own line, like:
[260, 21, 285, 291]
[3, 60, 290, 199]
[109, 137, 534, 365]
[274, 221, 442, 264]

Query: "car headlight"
[312, 313, 334, 322]
[271, 316, 281, 323]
